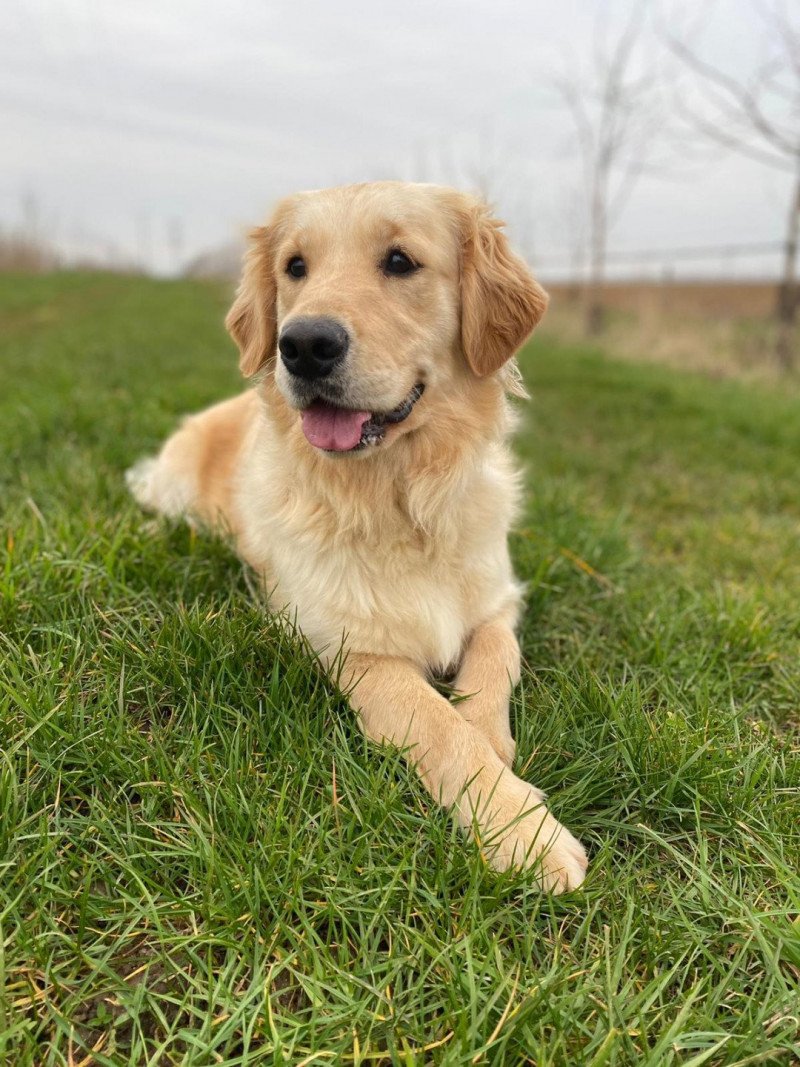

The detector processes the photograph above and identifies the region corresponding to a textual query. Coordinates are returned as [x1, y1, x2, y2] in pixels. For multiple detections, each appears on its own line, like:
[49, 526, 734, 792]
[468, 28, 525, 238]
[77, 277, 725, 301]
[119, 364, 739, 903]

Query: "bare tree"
[554, 4, 669, 335]
[667, 1, 800, 370]
[409, 133, 541, 263]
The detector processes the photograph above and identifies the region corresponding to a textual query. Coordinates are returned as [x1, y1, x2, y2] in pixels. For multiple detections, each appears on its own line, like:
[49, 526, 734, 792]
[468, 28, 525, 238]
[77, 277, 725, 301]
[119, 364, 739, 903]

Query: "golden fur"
[127, 182, 588, 892]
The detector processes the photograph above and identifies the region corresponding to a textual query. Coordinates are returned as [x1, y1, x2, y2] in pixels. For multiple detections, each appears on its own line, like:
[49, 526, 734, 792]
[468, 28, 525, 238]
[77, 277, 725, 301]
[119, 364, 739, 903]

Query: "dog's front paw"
[476, 774, 588, 893]
[455, 695, 516, 768]
[488, 729, 516, 769]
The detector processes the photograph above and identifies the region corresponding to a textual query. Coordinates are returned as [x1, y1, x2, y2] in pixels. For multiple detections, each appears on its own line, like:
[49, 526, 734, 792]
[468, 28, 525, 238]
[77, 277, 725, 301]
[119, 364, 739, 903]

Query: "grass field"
[1, 272, 798, 1066]
[544, 282, 800, 387]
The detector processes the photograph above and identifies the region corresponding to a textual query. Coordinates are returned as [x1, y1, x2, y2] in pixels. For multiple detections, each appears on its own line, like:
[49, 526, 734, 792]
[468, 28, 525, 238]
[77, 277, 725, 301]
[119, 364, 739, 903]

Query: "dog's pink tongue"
[301, 402, 371, 451]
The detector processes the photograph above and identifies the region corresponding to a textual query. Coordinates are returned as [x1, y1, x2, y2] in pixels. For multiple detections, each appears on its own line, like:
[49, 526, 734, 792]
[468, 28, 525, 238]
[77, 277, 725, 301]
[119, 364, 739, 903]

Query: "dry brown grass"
[547, 279, 780, 318]
[543, 280, 798, 385]
[0, 231, 60, 272]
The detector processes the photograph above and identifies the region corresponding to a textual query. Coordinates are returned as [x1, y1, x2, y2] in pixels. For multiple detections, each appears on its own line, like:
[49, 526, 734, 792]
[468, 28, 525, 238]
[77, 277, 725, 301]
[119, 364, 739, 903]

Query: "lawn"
[1, 272, 798, 1066]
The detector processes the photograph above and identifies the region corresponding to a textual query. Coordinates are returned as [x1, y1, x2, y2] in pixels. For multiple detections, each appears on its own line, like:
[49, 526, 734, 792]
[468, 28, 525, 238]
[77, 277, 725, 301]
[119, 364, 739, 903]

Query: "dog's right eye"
[383, 249, 418, 276]
[286, 256, 307, 279]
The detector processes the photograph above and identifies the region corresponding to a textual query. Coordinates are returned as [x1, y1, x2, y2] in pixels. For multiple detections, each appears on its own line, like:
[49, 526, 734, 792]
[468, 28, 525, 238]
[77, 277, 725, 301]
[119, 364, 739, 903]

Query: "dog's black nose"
[278, 317, 349, 379]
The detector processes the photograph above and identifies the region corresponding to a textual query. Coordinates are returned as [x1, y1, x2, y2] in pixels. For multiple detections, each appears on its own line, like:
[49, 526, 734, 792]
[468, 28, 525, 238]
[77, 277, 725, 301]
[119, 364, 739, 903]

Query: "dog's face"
[227, 182, 547, 456]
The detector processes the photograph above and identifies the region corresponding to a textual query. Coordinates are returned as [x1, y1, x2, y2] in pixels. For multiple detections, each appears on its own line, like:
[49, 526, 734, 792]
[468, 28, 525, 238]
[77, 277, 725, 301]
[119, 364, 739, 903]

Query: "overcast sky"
[1, 0, 794, 277]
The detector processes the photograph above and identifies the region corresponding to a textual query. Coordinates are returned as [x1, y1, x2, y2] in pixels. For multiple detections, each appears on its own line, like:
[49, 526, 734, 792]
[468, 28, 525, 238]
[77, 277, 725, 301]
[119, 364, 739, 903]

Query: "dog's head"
[226, 182, 547, 455]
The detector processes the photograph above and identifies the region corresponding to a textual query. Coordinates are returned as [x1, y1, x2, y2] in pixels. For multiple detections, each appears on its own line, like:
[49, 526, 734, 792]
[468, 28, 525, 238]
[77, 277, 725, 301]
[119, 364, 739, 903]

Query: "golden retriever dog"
[127, 181, 588, 892]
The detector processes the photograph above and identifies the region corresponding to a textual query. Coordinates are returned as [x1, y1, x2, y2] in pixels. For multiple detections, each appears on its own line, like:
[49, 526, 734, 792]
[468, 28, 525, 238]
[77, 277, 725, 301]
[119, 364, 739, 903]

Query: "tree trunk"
[584, 187, 607, 336]
[775, 166, 800, 372]
[584, 259, 606, 336]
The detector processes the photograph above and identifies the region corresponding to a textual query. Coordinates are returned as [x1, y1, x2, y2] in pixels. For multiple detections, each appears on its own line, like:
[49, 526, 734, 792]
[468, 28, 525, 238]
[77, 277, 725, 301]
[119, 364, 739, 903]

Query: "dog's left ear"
[226, 225, 278, 378]
[459, 202, 548, 377]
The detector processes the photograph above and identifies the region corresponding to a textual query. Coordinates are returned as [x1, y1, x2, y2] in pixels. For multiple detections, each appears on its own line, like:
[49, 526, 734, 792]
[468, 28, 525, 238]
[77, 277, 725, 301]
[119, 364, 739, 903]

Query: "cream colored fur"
[127, 182, 588, 893]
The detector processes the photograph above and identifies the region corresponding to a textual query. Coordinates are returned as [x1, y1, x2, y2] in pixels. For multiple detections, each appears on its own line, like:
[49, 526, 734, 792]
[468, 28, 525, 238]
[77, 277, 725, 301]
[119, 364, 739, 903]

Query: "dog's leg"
[452, 617, 520, 768]
[127, 392, 257, 533]
[342, 654, 587, 893]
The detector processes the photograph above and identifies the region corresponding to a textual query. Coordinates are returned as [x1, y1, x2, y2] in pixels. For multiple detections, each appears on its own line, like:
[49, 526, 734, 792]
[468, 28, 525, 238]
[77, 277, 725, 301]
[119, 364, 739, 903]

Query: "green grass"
[1, 271, 798, 1066]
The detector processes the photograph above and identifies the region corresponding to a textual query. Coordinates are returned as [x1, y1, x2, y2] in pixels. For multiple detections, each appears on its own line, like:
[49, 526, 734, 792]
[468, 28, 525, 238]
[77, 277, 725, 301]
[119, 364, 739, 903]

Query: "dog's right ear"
[226, 225, 278, 378]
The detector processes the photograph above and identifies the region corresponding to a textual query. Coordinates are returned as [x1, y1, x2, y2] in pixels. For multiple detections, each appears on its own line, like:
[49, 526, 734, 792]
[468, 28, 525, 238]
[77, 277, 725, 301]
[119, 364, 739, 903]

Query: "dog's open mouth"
[300, 384, 425, 453]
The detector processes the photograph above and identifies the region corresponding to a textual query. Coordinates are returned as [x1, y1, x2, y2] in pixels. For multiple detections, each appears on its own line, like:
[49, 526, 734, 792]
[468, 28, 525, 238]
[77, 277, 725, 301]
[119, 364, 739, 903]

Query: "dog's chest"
[242, 468, 516, 670]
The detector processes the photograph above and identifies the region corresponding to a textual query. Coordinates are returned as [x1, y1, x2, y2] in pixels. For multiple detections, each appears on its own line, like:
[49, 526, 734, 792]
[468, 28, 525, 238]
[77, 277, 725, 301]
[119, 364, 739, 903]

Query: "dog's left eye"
[286, 256, 307, 279]
[383, 249, 418, 276]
